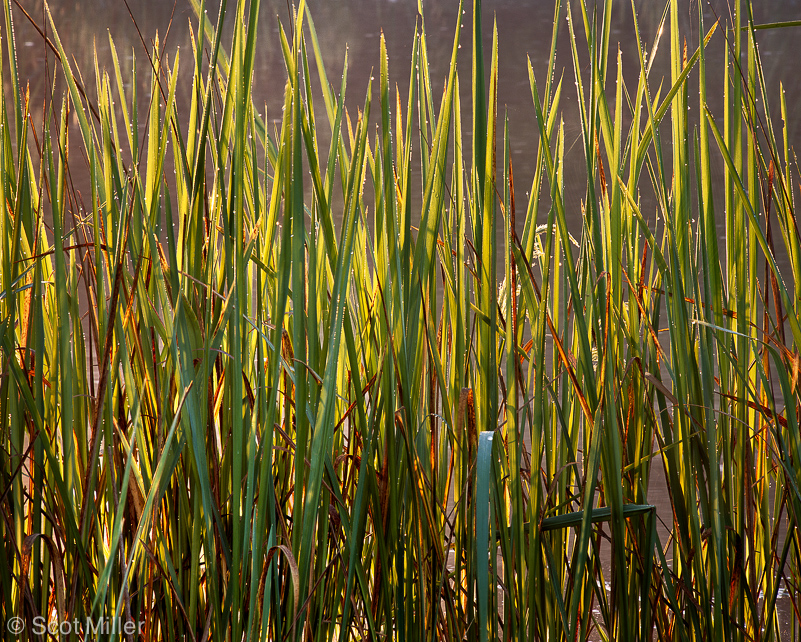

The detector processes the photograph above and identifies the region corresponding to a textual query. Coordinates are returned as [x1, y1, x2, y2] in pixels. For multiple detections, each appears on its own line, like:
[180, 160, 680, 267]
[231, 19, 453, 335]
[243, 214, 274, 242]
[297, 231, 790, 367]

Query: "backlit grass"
[2, 0, 801, 640]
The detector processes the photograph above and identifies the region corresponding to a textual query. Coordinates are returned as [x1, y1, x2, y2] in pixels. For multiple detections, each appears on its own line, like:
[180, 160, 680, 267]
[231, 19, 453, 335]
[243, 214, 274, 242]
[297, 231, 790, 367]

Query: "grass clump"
[1, 0, 801, 640]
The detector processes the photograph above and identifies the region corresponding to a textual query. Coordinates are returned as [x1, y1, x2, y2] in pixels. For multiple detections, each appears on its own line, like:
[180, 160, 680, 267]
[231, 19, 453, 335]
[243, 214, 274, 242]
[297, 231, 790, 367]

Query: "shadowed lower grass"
[2, 0, 801, 640]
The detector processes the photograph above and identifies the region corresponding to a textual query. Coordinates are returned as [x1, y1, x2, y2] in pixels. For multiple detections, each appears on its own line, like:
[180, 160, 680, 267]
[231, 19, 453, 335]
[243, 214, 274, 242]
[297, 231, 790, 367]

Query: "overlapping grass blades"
[2, 0, 801, 639]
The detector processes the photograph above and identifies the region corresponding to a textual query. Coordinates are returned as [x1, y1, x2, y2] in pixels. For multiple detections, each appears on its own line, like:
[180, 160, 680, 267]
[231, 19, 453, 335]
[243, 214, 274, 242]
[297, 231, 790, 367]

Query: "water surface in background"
[13, 0, 801, 214]
[10, 0, 801, 636]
